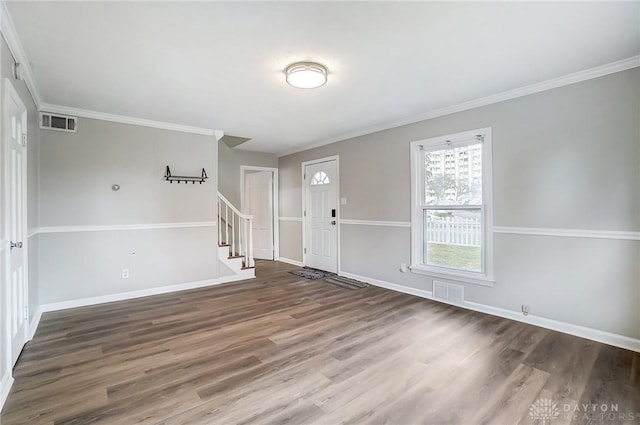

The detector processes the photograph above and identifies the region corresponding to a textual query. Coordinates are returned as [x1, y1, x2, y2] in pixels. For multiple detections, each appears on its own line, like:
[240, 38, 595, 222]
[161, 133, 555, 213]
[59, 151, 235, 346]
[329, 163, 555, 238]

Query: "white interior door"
[304, 160, 338, 273]
[244, 171, 273, 260]
[3, 80, 29, 367]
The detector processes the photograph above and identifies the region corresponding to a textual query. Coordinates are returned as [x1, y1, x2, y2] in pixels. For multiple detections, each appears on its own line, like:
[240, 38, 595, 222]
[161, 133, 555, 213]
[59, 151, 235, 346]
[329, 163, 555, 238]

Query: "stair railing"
[217, 192, 254, 268]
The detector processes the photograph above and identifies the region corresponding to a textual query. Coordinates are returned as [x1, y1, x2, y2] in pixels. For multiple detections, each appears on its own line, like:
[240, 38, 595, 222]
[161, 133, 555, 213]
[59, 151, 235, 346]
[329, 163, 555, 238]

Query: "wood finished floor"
[2, 260, 639, 425]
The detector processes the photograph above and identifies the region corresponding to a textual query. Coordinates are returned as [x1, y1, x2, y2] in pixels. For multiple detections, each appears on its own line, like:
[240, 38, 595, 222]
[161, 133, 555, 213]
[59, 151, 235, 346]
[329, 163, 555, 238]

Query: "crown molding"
[40, 103, 218, 136]
[0, 3, 220, 137]
[278, 55, 640, 157]
[0, 0, 43, 107]
[2, 0, 637, 150]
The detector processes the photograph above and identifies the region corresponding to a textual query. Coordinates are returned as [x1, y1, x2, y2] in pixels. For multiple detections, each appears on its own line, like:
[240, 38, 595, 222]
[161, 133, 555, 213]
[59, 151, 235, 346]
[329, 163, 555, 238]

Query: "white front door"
[244, 171, 273, 260]
[3, 80, 29, 366]
[304, 159, 338, 273]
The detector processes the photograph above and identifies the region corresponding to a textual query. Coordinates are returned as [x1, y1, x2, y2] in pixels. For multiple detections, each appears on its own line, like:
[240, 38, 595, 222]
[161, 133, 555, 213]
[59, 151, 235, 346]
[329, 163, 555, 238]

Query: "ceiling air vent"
[40, 112, 77, 133]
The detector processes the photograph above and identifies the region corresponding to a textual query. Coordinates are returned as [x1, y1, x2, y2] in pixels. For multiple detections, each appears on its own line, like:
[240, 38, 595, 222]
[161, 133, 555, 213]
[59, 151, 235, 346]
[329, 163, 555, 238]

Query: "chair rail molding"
[323, 220, 640, 241]
[31, 222, 217, 235]
[340, 219, 411, 228]
[494, 226, 640, 241]
[279, 217, 303, 222]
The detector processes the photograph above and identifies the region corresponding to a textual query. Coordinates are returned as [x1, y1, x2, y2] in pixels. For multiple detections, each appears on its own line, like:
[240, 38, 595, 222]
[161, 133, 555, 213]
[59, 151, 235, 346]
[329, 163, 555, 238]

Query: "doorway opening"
[241, 166, 279, 261]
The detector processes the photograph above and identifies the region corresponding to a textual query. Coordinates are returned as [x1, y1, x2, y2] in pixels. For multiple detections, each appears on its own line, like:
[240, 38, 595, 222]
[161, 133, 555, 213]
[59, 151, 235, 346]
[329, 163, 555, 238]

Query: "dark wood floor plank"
[570, 345, 640, 425]
[1, 260, 638, 425]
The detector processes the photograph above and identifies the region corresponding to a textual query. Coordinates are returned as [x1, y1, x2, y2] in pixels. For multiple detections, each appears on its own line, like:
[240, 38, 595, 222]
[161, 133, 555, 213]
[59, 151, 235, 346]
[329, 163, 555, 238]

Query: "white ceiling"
[6, 1, 640, 155]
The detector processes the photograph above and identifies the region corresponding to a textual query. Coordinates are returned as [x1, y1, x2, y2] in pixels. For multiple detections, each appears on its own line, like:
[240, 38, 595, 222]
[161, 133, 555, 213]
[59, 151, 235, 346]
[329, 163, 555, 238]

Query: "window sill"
[409, 265, 495, 287]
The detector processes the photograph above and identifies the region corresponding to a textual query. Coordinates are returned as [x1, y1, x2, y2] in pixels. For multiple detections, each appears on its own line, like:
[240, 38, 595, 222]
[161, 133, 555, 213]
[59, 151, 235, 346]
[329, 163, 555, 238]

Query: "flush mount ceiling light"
[285, 62, 328, 89]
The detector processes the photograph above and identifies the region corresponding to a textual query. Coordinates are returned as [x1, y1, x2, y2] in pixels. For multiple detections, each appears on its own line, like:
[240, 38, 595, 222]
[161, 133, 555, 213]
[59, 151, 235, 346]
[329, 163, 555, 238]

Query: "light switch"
[340, 197, 347, 205]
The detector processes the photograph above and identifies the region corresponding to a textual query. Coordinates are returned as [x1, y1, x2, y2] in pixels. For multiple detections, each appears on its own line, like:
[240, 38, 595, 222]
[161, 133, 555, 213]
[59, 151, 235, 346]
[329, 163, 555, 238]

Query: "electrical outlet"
[121, 269, 130, 279]
[399, 263, 407, 273]
[521, 304, 529, 316]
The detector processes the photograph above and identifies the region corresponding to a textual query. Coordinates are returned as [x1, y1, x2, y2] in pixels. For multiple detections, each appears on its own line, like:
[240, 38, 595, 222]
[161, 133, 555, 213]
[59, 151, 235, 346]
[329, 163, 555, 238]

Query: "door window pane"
[311, 171, 330, 185]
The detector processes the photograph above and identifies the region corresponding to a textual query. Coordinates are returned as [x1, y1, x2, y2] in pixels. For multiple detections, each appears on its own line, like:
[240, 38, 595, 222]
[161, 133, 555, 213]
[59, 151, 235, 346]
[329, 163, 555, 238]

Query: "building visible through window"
[410, 128, 493, 283]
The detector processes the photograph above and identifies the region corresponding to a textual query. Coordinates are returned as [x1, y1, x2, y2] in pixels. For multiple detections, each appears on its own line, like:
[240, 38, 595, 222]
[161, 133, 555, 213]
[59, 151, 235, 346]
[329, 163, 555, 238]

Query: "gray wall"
[0, 35, 39, 385]
[38, 117, 220, 304]
[279, 68, 640, 339]
[218, 142, 278, 208]
[38, 227, 219, 303]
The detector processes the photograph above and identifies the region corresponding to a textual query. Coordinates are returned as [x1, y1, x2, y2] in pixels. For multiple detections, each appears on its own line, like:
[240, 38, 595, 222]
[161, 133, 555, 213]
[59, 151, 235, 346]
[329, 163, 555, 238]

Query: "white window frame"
[410, 127, 494, 286]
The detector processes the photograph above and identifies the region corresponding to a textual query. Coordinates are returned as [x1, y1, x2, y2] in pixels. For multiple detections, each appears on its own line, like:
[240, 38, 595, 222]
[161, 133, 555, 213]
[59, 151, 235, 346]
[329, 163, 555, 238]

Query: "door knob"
[10, 241, 23, 249]
[331, 220, 336, 225]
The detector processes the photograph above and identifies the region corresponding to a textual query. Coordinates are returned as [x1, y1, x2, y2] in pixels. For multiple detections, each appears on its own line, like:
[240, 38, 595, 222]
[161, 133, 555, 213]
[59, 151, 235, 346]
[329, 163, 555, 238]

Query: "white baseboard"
[464, 301, 640, 353]
[39, 274, 254, 313]
[8, 273, 256, 413]
[340, 271, 434, 299]
[276, 257, 304, 267]
[28, 307, 42, 341]
[339, 270, 640, 353]
[0, 371, 14, 413]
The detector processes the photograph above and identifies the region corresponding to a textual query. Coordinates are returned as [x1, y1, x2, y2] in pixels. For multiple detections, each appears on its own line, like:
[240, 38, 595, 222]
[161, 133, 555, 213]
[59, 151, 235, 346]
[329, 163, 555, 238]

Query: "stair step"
[219, 243, 230, 247]
[242, 266, 255, 270]
[228, 255, 245, 259]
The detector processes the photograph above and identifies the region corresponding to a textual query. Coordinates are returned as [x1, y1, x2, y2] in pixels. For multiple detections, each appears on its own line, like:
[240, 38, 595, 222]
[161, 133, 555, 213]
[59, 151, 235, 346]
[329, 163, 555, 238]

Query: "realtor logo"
[529, 398, 560, 424]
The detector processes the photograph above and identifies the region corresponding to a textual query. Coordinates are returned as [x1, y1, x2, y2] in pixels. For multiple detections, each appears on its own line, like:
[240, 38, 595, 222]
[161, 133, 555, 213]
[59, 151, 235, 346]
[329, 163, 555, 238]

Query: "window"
[410, 128, 493, 285]
[310, 171, 330, 185]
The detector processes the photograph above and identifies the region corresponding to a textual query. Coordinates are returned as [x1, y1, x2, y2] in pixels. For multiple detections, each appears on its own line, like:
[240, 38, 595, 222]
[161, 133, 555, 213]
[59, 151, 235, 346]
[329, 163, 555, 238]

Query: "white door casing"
[303, 158, 338, 273]
[3, 79, 29, 367]
[244, 171, 273, 260]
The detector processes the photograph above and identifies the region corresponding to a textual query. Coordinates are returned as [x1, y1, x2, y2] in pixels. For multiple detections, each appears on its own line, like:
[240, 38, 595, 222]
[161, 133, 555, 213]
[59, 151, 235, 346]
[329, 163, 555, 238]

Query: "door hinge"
[303, 210, 306, 217]
[21, 133, 27, 147]
[24, 306, 29, 320]
[304, 248, 306, 254]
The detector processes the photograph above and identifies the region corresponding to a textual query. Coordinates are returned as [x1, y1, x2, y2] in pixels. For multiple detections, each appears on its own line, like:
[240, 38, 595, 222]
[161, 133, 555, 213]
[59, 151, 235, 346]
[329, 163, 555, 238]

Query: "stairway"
[218, 192, 255, 279]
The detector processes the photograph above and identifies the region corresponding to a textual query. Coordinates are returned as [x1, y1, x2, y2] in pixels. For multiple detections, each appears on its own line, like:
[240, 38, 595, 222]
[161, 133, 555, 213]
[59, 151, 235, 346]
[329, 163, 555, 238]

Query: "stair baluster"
[217, 192, 254, 270]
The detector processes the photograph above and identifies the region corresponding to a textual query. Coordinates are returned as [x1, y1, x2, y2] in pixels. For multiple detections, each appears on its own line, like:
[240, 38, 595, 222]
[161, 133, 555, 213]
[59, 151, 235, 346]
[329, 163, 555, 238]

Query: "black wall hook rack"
[164, 166, 208, 184]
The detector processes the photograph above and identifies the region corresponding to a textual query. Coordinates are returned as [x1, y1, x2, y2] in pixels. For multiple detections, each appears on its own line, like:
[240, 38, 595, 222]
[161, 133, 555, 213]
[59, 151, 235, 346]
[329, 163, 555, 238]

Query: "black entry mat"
[289, 267, 336, 280]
